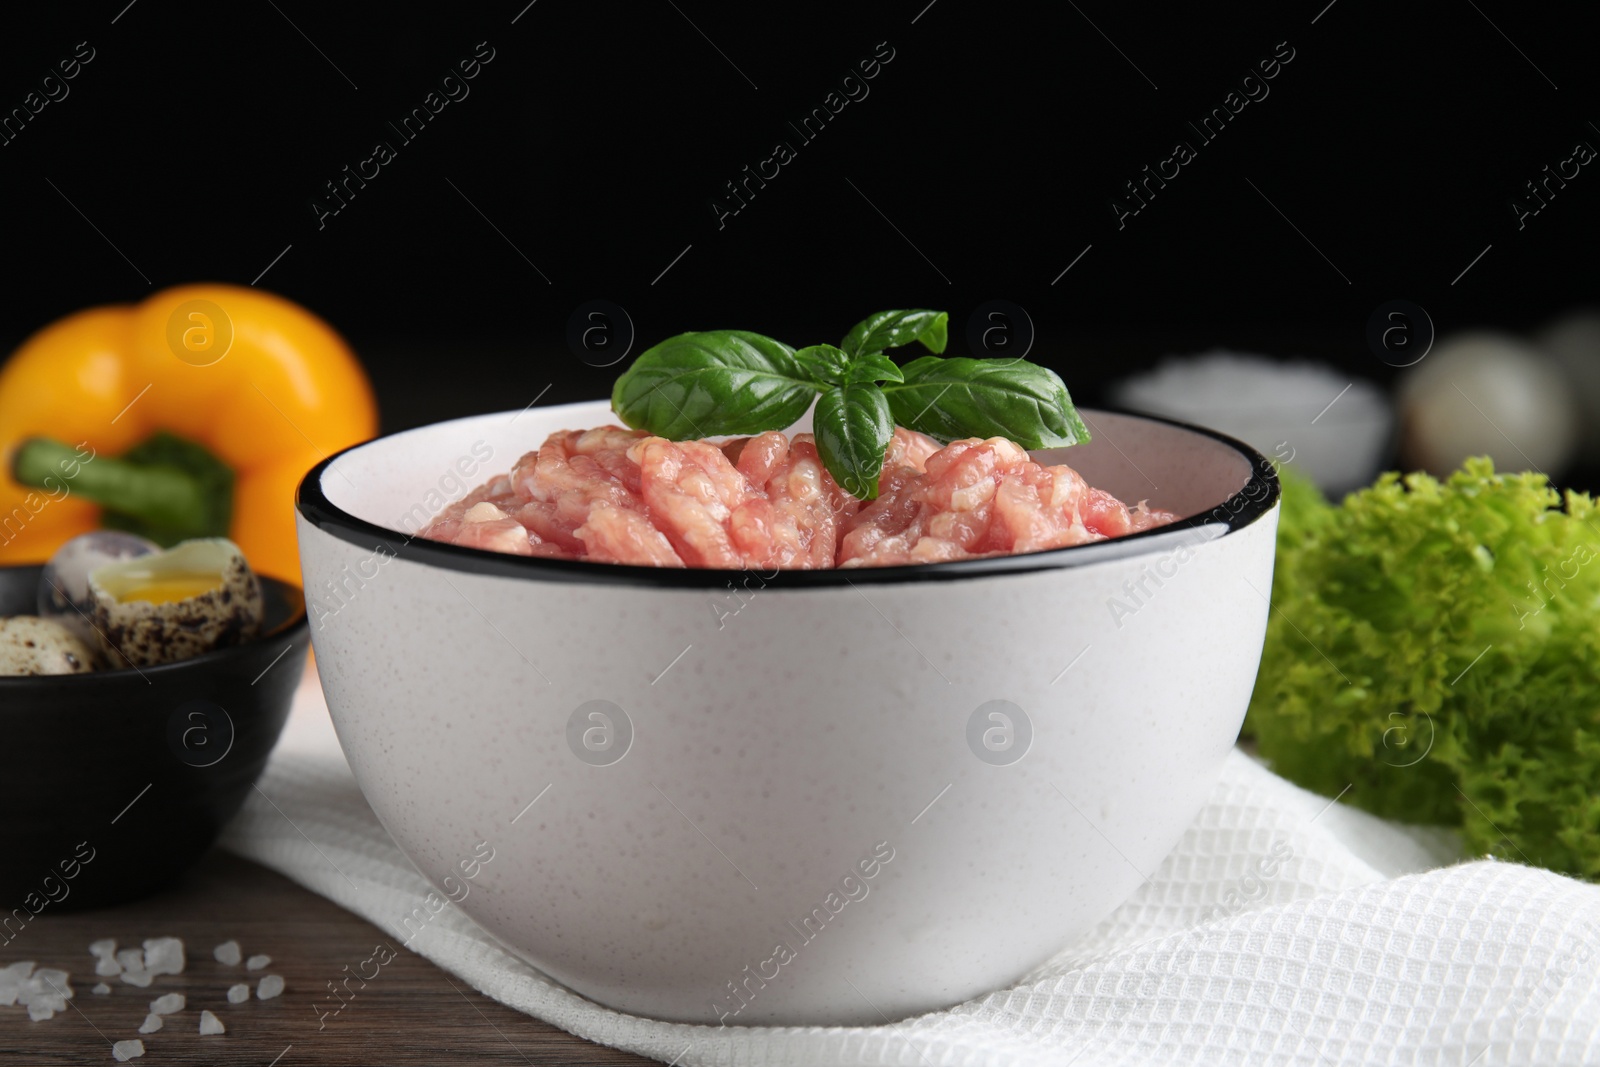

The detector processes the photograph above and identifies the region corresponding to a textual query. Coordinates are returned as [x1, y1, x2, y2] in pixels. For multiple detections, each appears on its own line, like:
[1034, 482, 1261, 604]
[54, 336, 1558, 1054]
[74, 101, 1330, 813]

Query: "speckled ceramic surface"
[295, 402, 1279, 1026]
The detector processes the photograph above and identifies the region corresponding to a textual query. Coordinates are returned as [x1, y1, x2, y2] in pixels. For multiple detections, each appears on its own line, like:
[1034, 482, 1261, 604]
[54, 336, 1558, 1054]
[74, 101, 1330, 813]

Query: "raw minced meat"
[419, 426, 1177, 568]
[840, 436, 1172, 565]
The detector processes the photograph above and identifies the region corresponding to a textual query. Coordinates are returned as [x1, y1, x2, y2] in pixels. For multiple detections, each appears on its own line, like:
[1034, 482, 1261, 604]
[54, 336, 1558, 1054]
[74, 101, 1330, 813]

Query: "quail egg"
[0, 616, 99, 676]
[38, 531, 161, 643]
[88, 539, 264, 668]
[1398, 331, 1579, 478]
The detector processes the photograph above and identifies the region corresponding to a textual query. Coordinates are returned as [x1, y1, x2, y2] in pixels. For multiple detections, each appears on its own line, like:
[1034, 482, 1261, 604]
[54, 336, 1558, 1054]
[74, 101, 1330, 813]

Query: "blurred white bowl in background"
[1110, 351, 1392, 495]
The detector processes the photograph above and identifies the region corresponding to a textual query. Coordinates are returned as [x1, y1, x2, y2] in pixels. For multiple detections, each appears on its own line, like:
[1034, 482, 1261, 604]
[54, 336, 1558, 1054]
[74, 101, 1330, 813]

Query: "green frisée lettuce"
[1245, 460, 1600, 879]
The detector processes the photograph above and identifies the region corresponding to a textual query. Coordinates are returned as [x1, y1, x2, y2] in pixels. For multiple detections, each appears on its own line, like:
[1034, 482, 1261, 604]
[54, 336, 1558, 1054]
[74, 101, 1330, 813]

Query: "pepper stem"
[10, 434, 233, 546]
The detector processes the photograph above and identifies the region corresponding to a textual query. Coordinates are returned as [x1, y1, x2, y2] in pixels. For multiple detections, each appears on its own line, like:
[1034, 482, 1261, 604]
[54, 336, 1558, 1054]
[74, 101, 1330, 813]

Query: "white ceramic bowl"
[1111, 357, 1394, 496]
[295, 401, 1279, 1026]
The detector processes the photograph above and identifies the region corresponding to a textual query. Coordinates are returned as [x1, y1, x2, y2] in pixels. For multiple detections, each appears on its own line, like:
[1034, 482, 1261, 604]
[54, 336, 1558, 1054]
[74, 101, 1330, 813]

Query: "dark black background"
[1, 0, 1594, 433]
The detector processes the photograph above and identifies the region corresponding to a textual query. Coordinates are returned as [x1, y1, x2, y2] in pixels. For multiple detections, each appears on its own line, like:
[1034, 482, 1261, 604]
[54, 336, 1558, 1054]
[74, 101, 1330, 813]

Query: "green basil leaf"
[840, 309, 949, 359]
[611, 330, 819, 439]
[845, 352, 904, 386]
[883, 356, 1092, 448]
[793, 344, 851, 387]
[813, 383, 895, 500]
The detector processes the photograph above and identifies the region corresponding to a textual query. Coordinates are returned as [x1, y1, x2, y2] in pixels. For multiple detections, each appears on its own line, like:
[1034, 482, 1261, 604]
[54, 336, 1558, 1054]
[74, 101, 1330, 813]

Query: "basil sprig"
[840, 309, 948, 360]
[883, 356, 1092, 448]
[611, 309, 1089, 500]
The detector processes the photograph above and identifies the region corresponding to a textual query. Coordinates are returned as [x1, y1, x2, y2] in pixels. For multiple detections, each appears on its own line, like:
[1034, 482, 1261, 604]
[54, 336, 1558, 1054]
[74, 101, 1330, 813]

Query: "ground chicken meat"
[419, 426, 1177, 568]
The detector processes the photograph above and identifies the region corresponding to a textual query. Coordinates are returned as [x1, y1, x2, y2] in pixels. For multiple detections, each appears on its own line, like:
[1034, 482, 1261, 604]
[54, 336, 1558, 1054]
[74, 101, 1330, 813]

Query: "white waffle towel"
[221, 668, 1600, 1066]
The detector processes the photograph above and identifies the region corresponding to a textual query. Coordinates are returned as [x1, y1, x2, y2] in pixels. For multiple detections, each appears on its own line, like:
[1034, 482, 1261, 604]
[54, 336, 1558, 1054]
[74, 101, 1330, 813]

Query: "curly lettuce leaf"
[1245, 459, 1600, 878]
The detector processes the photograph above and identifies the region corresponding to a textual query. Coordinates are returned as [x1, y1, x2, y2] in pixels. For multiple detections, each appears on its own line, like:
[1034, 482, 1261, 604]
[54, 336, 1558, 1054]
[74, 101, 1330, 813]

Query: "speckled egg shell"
[0, 616, 98, 675]
[88, 541, 264, 668]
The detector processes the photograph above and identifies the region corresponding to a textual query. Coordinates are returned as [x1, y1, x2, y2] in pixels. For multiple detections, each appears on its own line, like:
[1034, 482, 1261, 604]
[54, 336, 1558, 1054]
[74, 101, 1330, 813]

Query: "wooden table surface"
[1, 851, 654, 1066]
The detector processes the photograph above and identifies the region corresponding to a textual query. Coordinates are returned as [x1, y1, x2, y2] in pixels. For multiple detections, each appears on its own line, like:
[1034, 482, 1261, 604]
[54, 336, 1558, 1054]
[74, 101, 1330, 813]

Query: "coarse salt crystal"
[138, 1013, 162, 1034]
[245, 954, 271, 971]
[26, 1002, 55, 1021]
[256, 975, 285, 1000]
[28, 992, 68, 1012]
[212, 940, 242, 966]
[149, 992, 184, 1015]
[91, 983, 111, 996]
[226, 983, 249, 1004]
[115, 949, 143, 972]
[88, 939, 116, 958]
[23, 969, 72, 1010]
[142, 938, 184, 977]
[118, 970, 154, 988]
[94, 957, 122, 977]
[198, 1009, 225, 1035]
[0, 964, 29, 1008]
[112, 1038, 144, 1061]
[33, 968, 70, 993]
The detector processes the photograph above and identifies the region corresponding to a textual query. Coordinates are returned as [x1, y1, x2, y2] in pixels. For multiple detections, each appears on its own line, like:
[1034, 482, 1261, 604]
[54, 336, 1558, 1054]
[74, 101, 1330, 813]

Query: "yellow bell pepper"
[0, 284, 377, 582]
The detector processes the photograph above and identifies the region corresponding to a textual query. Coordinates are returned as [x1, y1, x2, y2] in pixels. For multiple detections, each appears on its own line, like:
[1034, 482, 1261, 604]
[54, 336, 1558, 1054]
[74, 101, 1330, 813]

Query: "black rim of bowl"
[0, 572, 308, 685]
[295, 408, 1281, 589]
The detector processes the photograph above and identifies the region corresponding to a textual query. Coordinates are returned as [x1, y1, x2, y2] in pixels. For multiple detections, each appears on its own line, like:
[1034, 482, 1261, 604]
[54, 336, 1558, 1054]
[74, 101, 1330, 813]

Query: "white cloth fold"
[220, 670, 1600, 1066]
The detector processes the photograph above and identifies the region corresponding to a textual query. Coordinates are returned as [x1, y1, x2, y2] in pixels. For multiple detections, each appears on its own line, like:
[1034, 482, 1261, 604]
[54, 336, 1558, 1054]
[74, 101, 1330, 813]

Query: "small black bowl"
[0, 564, 308, 913]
